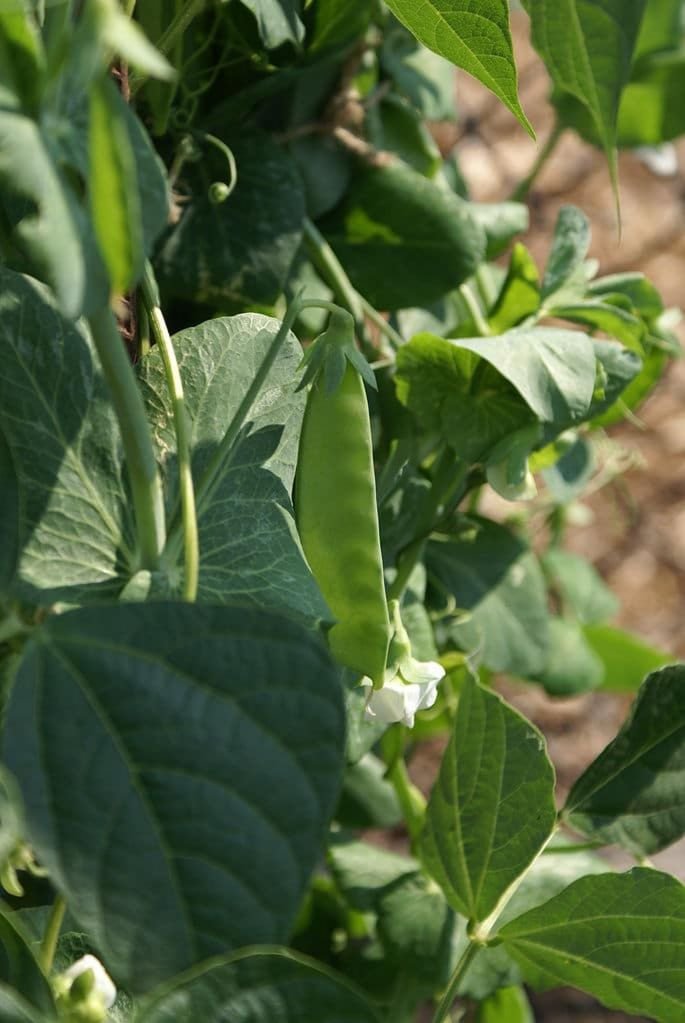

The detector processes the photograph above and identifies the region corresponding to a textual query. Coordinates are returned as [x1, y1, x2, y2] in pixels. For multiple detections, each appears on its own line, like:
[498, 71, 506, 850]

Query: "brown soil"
[409, 12, 685, 1022]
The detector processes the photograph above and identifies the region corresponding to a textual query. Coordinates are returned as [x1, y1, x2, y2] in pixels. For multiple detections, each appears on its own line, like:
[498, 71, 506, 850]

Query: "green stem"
[360, 298, 404, 351]
[386, 756, 426, 849]
[40, 895, 66, 973]
[432, 941, 479, 1023]
[87, 307, 165, 569]
[156, 0, 204, 57]
[510, 121, 564, 202]
[141, 263, 198, 601]
[165, 297, 303, 555]
[302, 218, 375, 355]
[459, 283, 491, 337]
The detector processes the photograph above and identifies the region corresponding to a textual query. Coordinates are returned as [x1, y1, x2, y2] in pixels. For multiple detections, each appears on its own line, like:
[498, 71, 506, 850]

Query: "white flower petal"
[399, 654, 445, 687]
[364, 677, 423, 728]
[63, 955, 117, 1010]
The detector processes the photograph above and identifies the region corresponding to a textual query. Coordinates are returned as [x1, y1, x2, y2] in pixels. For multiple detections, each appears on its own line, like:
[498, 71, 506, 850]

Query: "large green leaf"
[499, 868, 685, 1022]
[455, 329, 597, 427]
[0, 988, 47, 1023]
[524, 0, 647, 174]
[0, 914, 55, 1019]
[395, 334, 535, 464]
[429, 519, 550, 678]
[0, 428, 19, 596]
[308, 0, 374, 53]
[383, 0, 531, 132]
[376, 875, 455, 992]
[453, 839, 609, 1000]
[319, 162, 485, 309]
[564, 664, 685, 855]
[421, 676, 556, 922]
[136, 949, 380, 1023]
[237, 0, 305, 49]
[138, 313, 329, 624]
[2, 603, 345, 994]
[0, 268, 131, 605]
[328, 840, 419, 912]
[155, 132, 305, 306]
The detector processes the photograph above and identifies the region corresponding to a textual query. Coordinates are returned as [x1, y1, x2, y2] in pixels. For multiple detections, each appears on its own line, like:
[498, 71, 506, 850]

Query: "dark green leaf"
[3, 603, 344, 993]
[0, 988, 47, 1023]
[377, 876, 455, 990]
[564, 665, 685, 855]
[319, 162, 485, 309]
[308, 0, 374, 53]
[0, 111, 108, 319]
[429, 519, 550, 678]
[290, 137, 352, 219]
[136, 948, 380, 1023]
[0, 428, 19, 596]
[530, 618, 604, 697]
[237, 0, 305, 49]
[454, 839, 609, 1000]
[421, 676, 557, 922]
[0, 268, 131, 604]
[584, 624, 671, 692]
[335, 754, 403, 829]
[328, 840, 419, 912]
[366, 95, 442, 177]
[454, 328, 597, 427]
[499, 868, 685, 1022]
[524, 0, 647, 176]
[138, 313, 328, 623]
[395, 333, 534, 464]
[155, 132, 305, 306]
[542, 549, 619, 624]
[383, 0, 532, 132]
[0, 914, 54, 1018]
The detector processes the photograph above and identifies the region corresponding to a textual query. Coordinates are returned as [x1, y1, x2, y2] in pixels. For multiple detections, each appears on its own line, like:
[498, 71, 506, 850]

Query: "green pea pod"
[296, 310, 391, 687]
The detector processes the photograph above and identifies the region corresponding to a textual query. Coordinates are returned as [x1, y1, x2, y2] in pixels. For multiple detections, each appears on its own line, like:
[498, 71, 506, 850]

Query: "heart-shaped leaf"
[3, 603, 345, 993]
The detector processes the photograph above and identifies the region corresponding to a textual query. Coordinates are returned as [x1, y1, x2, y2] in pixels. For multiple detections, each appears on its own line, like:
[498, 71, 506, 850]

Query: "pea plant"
[1, 1, 685, 1022]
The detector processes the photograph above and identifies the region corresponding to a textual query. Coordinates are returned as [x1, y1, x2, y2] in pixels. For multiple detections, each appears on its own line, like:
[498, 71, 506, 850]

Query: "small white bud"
[63, 955, 116, 1010]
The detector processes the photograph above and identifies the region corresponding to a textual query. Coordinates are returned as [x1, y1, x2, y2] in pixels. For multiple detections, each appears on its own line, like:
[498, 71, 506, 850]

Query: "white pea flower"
[361, 600, 445, 728]
[63, 955, 117, 1010]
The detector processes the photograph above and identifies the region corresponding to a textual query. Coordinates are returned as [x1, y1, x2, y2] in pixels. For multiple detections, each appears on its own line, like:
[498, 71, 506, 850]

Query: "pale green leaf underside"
[0, 268, 131, 604]
[137, 948, 380, 1023]
[138, 313, 329, 624]
[500, 868, 685, 1023]
[421, 677, 556, 922]
[384, 0, 533, 134]
[564, 664, 685, 856]
[3, 603, 345, 993]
